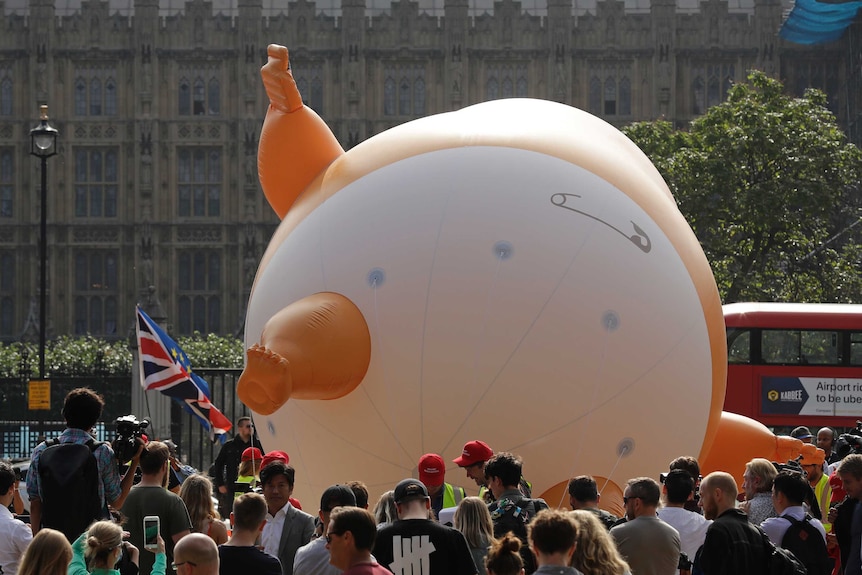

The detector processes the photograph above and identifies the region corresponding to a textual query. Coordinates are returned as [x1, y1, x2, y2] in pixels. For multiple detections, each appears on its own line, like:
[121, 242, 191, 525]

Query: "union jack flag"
[135, 305, 232, 442]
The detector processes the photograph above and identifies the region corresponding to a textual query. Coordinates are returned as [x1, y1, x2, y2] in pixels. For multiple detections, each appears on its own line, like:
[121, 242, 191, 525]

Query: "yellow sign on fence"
[28, 380, 51, 410]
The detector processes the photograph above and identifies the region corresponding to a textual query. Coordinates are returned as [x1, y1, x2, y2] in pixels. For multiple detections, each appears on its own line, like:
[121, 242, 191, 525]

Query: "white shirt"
[0, 505, 33, 575]
[656, 506, 712, 562]
[262, 501, 292, 558]
[761, 505, 827, 547]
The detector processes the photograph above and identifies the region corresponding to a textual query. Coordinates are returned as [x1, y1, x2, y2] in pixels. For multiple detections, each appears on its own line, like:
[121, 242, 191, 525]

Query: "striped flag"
[135, 305, 232, 442]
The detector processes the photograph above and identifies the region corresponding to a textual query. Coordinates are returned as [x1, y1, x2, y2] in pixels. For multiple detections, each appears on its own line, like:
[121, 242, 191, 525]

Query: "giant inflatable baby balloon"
[238, 45, 795, 509]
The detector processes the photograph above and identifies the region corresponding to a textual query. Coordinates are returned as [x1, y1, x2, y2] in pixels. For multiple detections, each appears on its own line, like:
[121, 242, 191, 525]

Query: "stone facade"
[0, 0, 855, 342]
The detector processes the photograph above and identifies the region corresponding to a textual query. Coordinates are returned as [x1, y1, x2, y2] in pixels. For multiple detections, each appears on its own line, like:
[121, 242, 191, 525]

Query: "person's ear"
[258, 520, 267, 532]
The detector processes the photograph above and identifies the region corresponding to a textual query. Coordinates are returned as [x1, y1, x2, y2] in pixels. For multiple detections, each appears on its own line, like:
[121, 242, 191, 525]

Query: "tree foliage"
[623, 71, 862, 303]
[0, 333, 244, 377]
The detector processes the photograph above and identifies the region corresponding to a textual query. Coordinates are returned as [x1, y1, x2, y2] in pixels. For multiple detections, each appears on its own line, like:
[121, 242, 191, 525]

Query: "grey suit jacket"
[277, 504, 316, 575]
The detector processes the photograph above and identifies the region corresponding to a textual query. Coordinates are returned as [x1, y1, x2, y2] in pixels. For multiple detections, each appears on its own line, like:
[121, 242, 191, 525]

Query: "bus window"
[727, 328, 751, 364]
[800, 330, 838, 364]
[762, 330, 800, 364]
[851, 332, 862, 365]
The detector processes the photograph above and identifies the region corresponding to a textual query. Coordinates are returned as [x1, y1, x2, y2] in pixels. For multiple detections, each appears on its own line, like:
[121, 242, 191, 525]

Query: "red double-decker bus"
[724, 302, 862, 428]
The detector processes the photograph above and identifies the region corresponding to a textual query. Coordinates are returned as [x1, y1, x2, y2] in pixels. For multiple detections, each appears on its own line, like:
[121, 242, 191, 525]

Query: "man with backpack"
[27, 387, 142, 541]
[762, 470, 830, 575]
[485, 452, 549, 575]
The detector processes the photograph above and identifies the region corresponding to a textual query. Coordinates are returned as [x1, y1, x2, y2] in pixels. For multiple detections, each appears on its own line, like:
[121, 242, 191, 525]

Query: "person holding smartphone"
[69, 520, 167, 575]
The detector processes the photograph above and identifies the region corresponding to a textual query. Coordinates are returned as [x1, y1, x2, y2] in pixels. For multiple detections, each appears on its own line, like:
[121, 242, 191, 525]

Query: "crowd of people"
[3, 388, 862, 575]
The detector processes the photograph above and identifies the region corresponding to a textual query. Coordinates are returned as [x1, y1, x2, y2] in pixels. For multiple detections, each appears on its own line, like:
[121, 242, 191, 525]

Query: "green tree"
[624, 71, 862, 303]
[0, 333, 244, 377]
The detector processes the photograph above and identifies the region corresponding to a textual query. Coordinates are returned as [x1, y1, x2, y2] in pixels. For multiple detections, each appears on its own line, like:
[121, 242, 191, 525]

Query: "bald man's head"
[699, 472, 738, 520]
[173, 534, 219, 575]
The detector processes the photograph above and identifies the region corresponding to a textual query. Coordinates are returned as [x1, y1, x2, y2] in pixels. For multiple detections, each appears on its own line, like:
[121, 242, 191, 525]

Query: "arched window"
[384, 76, 396, 116]
[193, 78, 205, 115]
[707, 76, 720, 108]
[619, 77, 631, 116]
[692, 76, 705, 115]
[105, 78, 117, 115]
[589, 76, 601, 115]
[179, 78, 190, 115]
[74, 296, 88, 334]
[193, 295, 206, 333]
[516, 76, 528, 98]
[105, 296, 117, 335]
[399, 77, 410, 116]
[90, 77, 102, 116]
[207, 78, 220, 115]
[486, 77, 499, 101]
[89, 297, 103, 334]
[75, 78, 87, 116]
[502, 76, 514, 99]
[604, 76, 616, 115]
[413, 76, 425, 116]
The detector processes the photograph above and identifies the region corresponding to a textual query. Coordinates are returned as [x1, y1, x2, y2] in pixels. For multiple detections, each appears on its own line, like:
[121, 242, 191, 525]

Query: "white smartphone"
[143, 516, 160, 551]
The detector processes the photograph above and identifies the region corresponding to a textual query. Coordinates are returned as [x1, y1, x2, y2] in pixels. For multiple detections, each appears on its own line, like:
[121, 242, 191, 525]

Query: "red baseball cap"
[261, 450, 290, 469]
[453, 440, 493, 467]
[418, 453, 446, 487]
[241, 447, 263, 462]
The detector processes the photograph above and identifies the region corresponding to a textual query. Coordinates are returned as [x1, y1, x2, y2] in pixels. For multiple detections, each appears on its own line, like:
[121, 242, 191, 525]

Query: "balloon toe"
[237, 344, 293, 415]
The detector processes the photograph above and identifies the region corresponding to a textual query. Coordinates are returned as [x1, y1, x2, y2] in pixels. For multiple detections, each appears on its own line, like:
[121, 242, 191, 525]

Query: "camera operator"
[27, 387, 143, 539]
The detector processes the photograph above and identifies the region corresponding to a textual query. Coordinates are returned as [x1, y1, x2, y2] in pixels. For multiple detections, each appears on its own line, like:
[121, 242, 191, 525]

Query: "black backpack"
[38, 438, 107, 541]
[780, 514, 830, 575]
[490, 496, 550, 574]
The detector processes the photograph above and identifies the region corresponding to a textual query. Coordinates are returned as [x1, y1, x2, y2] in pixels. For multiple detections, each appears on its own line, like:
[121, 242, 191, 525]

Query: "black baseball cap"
[320, 484, 357, 512]
[393, 478, 429, 504]
[791, 426, 813, 440]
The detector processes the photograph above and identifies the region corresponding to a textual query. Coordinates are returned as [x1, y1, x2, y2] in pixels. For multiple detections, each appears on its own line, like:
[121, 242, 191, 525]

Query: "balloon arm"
[262, 44, 303, 114]
[257, 44, 345, 219]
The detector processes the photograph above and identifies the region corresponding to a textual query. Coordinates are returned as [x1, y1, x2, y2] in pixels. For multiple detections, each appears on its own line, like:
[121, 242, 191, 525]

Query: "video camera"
[835, 420, 862, 460]
[113, 415, 150, 462]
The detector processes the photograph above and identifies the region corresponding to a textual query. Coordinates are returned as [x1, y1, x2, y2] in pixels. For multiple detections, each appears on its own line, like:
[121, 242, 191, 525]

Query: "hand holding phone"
[143, 516, 160, 551]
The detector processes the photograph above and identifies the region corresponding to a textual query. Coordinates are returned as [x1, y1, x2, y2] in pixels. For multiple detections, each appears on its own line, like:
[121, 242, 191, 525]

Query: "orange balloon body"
[700, 411, 804, 490]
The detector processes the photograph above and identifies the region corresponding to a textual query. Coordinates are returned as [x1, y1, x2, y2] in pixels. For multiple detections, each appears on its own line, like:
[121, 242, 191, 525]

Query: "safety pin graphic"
[550, 193, 651, 253]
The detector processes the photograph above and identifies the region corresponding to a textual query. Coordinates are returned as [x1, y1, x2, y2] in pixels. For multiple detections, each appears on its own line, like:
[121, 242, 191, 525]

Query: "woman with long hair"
[372, 490, 398, 526]
[569, 510, 631, 575]
[180, 473, 229, 545]
[18, 528, 71, 575]
[485, 533, 524, 575]
[68, 520, 167, 575]
[454, 497, 496, 575]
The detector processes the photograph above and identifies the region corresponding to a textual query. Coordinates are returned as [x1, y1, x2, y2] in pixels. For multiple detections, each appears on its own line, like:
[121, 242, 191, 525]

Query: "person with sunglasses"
[172, 534, 219, 575]
[610, 477, 680, 575]
[212, 417, 264, 519]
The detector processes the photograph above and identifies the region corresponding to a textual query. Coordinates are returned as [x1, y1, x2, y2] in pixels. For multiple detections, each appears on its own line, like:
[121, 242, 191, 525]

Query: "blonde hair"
[18, 529, 72, 575]
[180, 473, 221, 532]
[238, 460, 259, 478]
[569, 510, 630, 575]
[454, 496, 495, 549]
[85, 520, 123, 570]
[745, 458, 777, 493]
[373, 490, 398, 525]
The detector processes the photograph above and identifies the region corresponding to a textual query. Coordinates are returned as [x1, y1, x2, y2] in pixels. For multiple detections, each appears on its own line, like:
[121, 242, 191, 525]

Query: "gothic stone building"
[0, 0, 855, 343]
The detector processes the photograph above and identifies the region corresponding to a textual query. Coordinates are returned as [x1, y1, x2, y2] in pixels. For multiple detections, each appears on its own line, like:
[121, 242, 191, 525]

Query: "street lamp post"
[30, 105, 58, 380]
